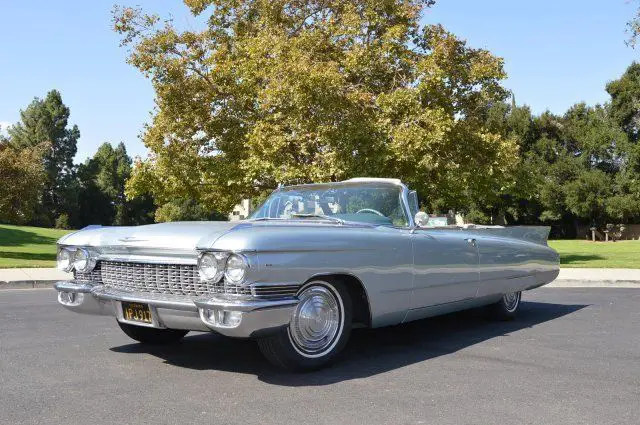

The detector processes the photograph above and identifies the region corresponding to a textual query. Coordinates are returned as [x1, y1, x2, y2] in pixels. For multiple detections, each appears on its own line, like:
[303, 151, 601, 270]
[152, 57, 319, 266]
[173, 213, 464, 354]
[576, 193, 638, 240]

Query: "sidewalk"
[0, 267, 639, 290]
[546, 268, 640, 288]
[0, 268, 71, 289]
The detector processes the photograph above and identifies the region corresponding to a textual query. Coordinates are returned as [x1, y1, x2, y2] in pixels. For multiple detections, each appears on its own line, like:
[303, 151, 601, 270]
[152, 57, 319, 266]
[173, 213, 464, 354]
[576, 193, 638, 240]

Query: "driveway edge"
[0, 281, 58, 290]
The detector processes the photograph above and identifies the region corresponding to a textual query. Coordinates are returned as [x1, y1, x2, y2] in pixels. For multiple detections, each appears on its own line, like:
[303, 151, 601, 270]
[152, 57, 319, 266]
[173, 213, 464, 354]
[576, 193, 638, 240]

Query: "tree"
[154, 198, 226, 222]
[0, 141, 48, 224]
[75, 142, 155, 227]
[7, 90, 79, 226]
[114, 0, 516, 214]
[606, 62, 640, 142]
[627, 1, 640, 48]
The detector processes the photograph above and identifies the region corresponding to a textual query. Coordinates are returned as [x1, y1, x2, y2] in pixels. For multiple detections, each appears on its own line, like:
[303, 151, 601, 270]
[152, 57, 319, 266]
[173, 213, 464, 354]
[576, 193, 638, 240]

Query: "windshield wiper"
[291, 213, 344, 224]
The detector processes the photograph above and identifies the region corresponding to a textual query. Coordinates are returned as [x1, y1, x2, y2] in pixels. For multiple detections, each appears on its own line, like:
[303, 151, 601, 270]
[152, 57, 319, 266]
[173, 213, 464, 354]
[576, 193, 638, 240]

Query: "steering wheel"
[355, 208, 385, 217]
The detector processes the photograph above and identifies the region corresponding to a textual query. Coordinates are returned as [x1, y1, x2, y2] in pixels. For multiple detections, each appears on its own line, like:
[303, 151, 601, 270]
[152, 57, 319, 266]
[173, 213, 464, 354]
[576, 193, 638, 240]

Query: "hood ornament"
[118, 236, 147, 243]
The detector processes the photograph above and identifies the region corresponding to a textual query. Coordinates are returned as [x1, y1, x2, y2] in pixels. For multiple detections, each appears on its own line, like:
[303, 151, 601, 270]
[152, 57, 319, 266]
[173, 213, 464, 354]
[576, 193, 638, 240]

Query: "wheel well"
[311, 274, 371, 328]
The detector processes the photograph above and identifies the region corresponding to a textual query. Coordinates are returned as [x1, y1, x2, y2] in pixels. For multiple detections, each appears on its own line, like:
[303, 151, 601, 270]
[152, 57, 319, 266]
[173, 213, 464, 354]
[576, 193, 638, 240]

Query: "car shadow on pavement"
[110, 300, 587, 386]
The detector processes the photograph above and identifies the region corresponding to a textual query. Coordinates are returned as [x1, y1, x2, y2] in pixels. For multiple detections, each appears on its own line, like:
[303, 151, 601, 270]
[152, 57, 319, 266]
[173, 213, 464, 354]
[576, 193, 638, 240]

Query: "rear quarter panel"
[471, 229, 560, 297]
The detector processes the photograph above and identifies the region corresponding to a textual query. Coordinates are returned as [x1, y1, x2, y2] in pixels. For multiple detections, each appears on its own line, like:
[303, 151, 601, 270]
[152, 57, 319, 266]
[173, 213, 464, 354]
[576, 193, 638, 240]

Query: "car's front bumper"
[54, 281, 298, 338]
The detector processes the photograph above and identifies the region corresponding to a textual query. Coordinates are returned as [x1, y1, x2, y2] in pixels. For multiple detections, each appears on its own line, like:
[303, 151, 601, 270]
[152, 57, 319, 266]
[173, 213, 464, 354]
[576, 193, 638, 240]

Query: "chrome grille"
[101, 261, 209, 296]
[74, 263, 102, 283]
[208, 280, 252, 296]
[74, 260, 298, 299]
[253, 285, 300, 298]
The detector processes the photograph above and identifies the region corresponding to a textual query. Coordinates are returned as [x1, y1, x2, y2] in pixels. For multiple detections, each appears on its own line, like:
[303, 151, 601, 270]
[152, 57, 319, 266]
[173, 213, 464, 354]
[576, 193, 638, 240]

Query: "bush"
[154, 199, 226, 223]
[54, 213, 71, 229]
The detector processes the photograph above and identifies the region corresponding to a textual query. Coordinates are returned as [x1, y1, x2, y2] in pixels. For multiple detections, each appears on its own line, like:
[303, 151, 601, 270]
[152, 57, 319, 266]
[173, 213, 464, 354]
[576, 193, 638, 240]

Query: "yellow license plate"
[121, 302, 152, 324]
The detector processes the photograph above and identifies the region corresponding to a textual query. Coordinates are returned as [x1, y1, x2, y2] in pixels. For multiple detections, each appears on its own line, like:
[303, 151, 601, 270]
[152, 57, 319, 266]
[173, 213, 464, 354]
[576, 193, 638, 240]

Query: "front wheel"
[257, 280, 352, 371]
[488, 291, 522, 320]
[117, 321, 188, 345]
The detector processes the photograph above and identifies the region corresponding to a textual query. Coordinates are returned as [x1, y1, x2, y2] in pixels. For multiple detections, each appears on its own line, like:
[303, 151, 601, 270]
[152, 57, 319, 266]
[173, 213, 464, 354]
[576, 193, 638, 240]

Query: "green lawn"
[0, 224, 73, 268]
[548, 239, 640, 268]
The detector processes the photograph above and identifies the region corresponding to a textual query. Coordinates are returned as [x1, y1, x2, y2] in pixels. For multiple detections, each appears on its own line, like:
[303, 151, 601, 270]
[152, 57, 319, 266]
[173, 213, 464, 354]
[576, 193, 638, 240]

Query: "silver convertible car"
[55, 178, 559, 371]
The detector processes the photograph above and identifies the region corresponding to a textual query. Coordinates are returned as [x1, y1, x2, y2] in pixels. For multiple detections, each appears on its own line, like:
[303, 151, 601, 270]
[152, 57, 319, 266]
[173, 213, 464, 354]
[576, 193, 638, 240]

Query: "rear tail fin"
[466, 226, 551, 245]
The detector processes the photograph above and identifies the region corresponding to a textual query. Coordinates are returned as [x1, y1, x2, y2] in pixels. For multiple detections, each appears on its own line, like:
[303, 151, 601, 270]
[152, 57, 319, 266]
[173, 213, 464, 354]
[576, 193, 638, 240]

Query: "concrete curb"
[0, 268, 71, 290]
[0, 281, 59, 290]
[549, 279, 640, 288]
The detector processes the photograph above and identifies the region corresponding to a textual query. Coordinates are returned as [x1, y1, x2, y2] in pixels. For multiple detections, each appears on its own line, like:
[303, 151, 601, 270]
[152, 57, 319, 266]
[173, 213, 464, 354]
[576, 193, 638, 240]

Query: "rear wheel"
[117, 321, 188, 345]
[258, 280, 352, 372]
[488, 291, 522, 320]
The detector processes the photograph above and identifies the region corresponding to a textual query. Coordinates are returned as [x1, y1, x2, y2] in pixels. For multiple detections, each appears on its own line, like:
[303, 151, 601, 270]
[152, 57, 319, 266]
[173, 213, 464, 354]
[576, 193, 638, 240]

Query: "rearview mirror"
[414, 211, 429, 227]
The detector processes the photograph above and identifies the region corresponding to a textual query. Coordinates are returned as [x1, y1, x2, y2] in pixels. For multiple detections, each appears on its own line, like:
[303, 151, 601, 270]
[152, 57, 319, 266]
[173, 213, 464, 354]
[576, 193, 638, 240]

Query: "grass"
[548, 239, 640, 269]
[0, 224, 73, 268]
[1, 223, 638, 269]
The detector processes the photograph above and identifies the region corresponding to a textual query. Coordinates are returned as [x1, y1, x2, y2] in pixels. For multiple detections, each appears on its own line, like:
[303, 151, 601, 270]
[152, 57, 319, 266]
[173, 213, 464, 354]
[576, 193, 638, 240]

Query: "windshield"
[249, 183, 408, 226]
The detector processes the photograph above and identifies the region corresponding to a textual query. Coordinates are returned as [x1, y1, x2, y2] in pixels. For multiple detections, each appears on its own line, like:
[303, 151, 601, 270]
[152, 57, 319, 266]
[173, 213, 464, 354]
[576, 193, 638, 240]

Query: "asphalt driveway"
[1, 288, 638, 425]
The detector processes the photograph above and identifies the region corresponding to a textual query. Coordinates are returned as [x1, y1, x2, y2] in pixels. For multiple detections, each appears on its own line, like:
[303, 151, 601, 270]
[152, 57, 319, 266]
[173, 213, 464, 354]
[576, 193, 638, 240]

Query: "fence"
[574, 224, 640, 241]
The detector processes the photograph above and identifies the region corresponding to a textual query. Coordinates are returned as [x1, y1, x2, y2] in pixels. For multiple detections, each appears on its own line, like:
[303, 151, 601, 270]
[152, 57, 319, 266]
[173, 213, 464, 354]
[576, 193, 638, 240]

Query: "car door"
[410, 228, 480, 309]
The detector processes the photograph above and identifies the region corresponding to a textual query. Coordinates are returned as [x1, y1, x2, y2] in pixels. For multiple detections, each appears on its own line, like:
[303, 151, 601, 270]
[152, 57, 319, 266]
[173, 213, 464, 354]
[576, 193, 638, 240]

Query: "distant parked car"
[54, 178, 559, 371]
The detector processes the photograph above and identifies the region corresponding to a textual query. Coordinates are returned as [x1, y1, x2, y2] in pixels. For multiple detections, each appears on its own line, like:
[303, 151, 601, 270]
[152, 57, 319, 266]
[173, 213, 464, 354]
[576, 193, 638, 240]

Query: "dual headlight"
[57, 247, 97, 273]
[198, 252, 249, 284]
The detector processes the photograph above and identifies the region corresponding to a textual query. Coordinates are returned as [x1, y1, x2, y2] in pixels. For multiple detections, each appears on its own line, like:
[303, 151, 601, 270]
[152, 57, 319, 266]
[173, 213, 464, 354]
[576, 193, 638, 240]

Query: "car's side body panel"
[410, 229, 479, 308]
[208, 223, 414, 327]
[205, 222, 559, 328]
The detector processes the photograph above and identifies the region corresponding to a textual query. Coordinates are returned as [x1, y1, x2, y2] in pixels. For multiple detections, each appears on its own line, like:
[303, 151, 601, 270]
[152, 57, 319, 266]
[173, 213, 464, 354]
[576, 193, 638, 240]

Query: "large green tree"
[114, 0, 516, 214]
[473, 96, 636, 234]
[75, 142, 155, 227]
[0, 141, 49, 224]
[607, 62, 640, 142]
[7, 90, 80, 226]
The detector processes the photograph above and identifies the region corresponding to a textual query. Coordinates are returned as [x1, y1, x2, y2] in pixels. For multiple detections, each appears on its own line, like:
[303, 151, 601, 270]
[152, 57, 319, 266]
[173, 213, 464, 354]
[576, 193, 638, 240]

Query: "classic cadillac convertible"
[54, 178, 559, 370]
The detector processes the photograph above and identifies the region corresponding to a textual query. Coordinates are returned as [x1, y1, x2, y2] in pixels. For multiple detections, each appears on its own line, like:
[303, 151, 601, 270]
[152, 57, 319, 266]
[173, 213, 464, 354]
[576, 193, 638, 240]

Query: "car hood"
[58, 221, 239, 252]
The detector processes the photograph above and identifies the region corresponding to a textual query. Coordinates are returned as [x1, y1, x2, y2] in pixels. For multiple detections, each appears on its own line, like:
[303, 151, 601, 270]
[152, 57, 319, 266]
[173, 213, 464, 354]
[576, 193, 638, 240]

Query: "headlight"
[198, 252, 226, 282]
[73, 248, 96, 273]
[225, 254, 248, 284]
[57, 248, 73, 272]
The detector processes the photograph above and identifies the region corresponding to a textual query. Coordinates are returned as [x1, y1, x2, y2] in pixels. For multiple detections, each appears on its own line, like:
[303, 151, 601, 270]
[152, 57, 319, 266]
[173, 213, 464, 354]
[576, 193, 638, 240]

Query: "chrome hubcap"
[503, 291, 520, 312]
[289, 284, 342, 357]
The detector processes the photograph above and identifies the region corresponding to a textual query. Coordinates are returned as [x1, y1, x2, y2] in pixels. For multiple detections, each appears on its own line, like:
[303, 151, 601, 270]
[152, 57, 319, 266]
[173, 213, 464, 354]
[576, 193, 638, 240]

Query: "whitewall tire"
[257, 280, 352, 371]
[489, 291, 522, 320]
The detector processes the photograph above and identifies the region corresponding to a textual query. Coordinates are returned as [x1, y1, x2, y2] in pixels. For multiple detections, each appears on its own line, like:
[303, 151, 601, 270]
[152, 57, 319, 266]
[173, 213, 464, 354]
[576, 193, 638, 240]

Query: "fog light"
[202, 309, 242, 328]
[58, 291, 84, 306]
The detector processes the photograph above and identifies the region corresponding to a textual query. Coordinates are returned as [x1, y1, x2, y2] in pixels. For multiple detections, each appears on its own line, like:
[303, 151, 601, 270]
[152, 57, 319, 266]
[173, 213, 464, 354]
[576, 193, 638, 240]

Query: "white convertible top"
[343, 177, 403, 185]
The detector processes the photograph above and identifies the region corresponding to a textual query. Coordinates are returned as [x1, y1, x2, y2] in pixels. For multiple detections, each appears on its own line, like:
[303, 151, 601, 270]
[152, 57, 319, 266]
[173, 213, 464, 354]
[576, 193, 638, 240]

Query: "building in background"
[229, 199, 252, 221]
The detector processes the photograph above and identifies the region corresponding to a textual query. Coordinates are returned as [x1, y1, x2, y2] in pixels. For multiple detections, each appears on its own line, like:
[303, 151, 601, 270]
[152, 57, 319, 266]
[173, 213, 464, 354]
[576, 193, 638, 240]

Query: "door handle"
[465, 238, 476, 246]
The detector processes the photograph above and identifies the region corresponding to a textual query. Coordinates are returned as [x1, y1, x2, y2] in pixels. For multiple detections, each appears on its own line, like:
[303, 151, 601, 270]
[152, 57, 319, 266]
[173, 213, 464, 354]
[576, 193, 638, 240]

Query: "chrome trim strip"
[91, 286, 199, 312]
[193, 296, 298, 313]
[54, 281, 94, 293]
[98, 254, 198, 265]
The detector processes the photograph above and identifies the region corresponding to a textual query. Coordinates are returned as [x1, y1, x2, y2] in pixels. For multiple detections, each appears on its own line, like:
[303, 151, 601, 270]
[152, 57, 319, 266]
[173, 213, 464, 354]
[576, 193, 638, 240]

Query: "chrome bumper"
[54, 281, 298, 338]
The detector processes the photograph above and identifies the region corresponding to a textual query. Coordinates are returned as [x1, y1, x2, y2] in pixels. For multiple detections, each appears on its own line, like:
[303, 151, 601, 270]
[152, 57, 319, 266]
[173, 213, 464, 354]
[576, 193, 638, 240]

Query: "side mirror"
[414, 211, 429, 227]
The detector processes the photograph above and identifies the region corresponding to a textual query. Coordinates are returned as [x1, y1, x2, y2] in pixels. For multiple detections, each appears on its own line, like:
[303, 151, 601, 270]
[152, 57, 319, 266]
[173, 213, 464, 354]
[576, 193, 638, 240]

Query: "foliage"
[75, 142, 156, 227]
[473, 87, 638, 231]
[606, 62, 640, 142]
[627, 1, 640, 49]
[7, 90, 79, 226]
[0, 142, 48, 224]
[54, 213, 71, 230]
[113, 0, 515, 214]
[154, 198, 226, 222]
